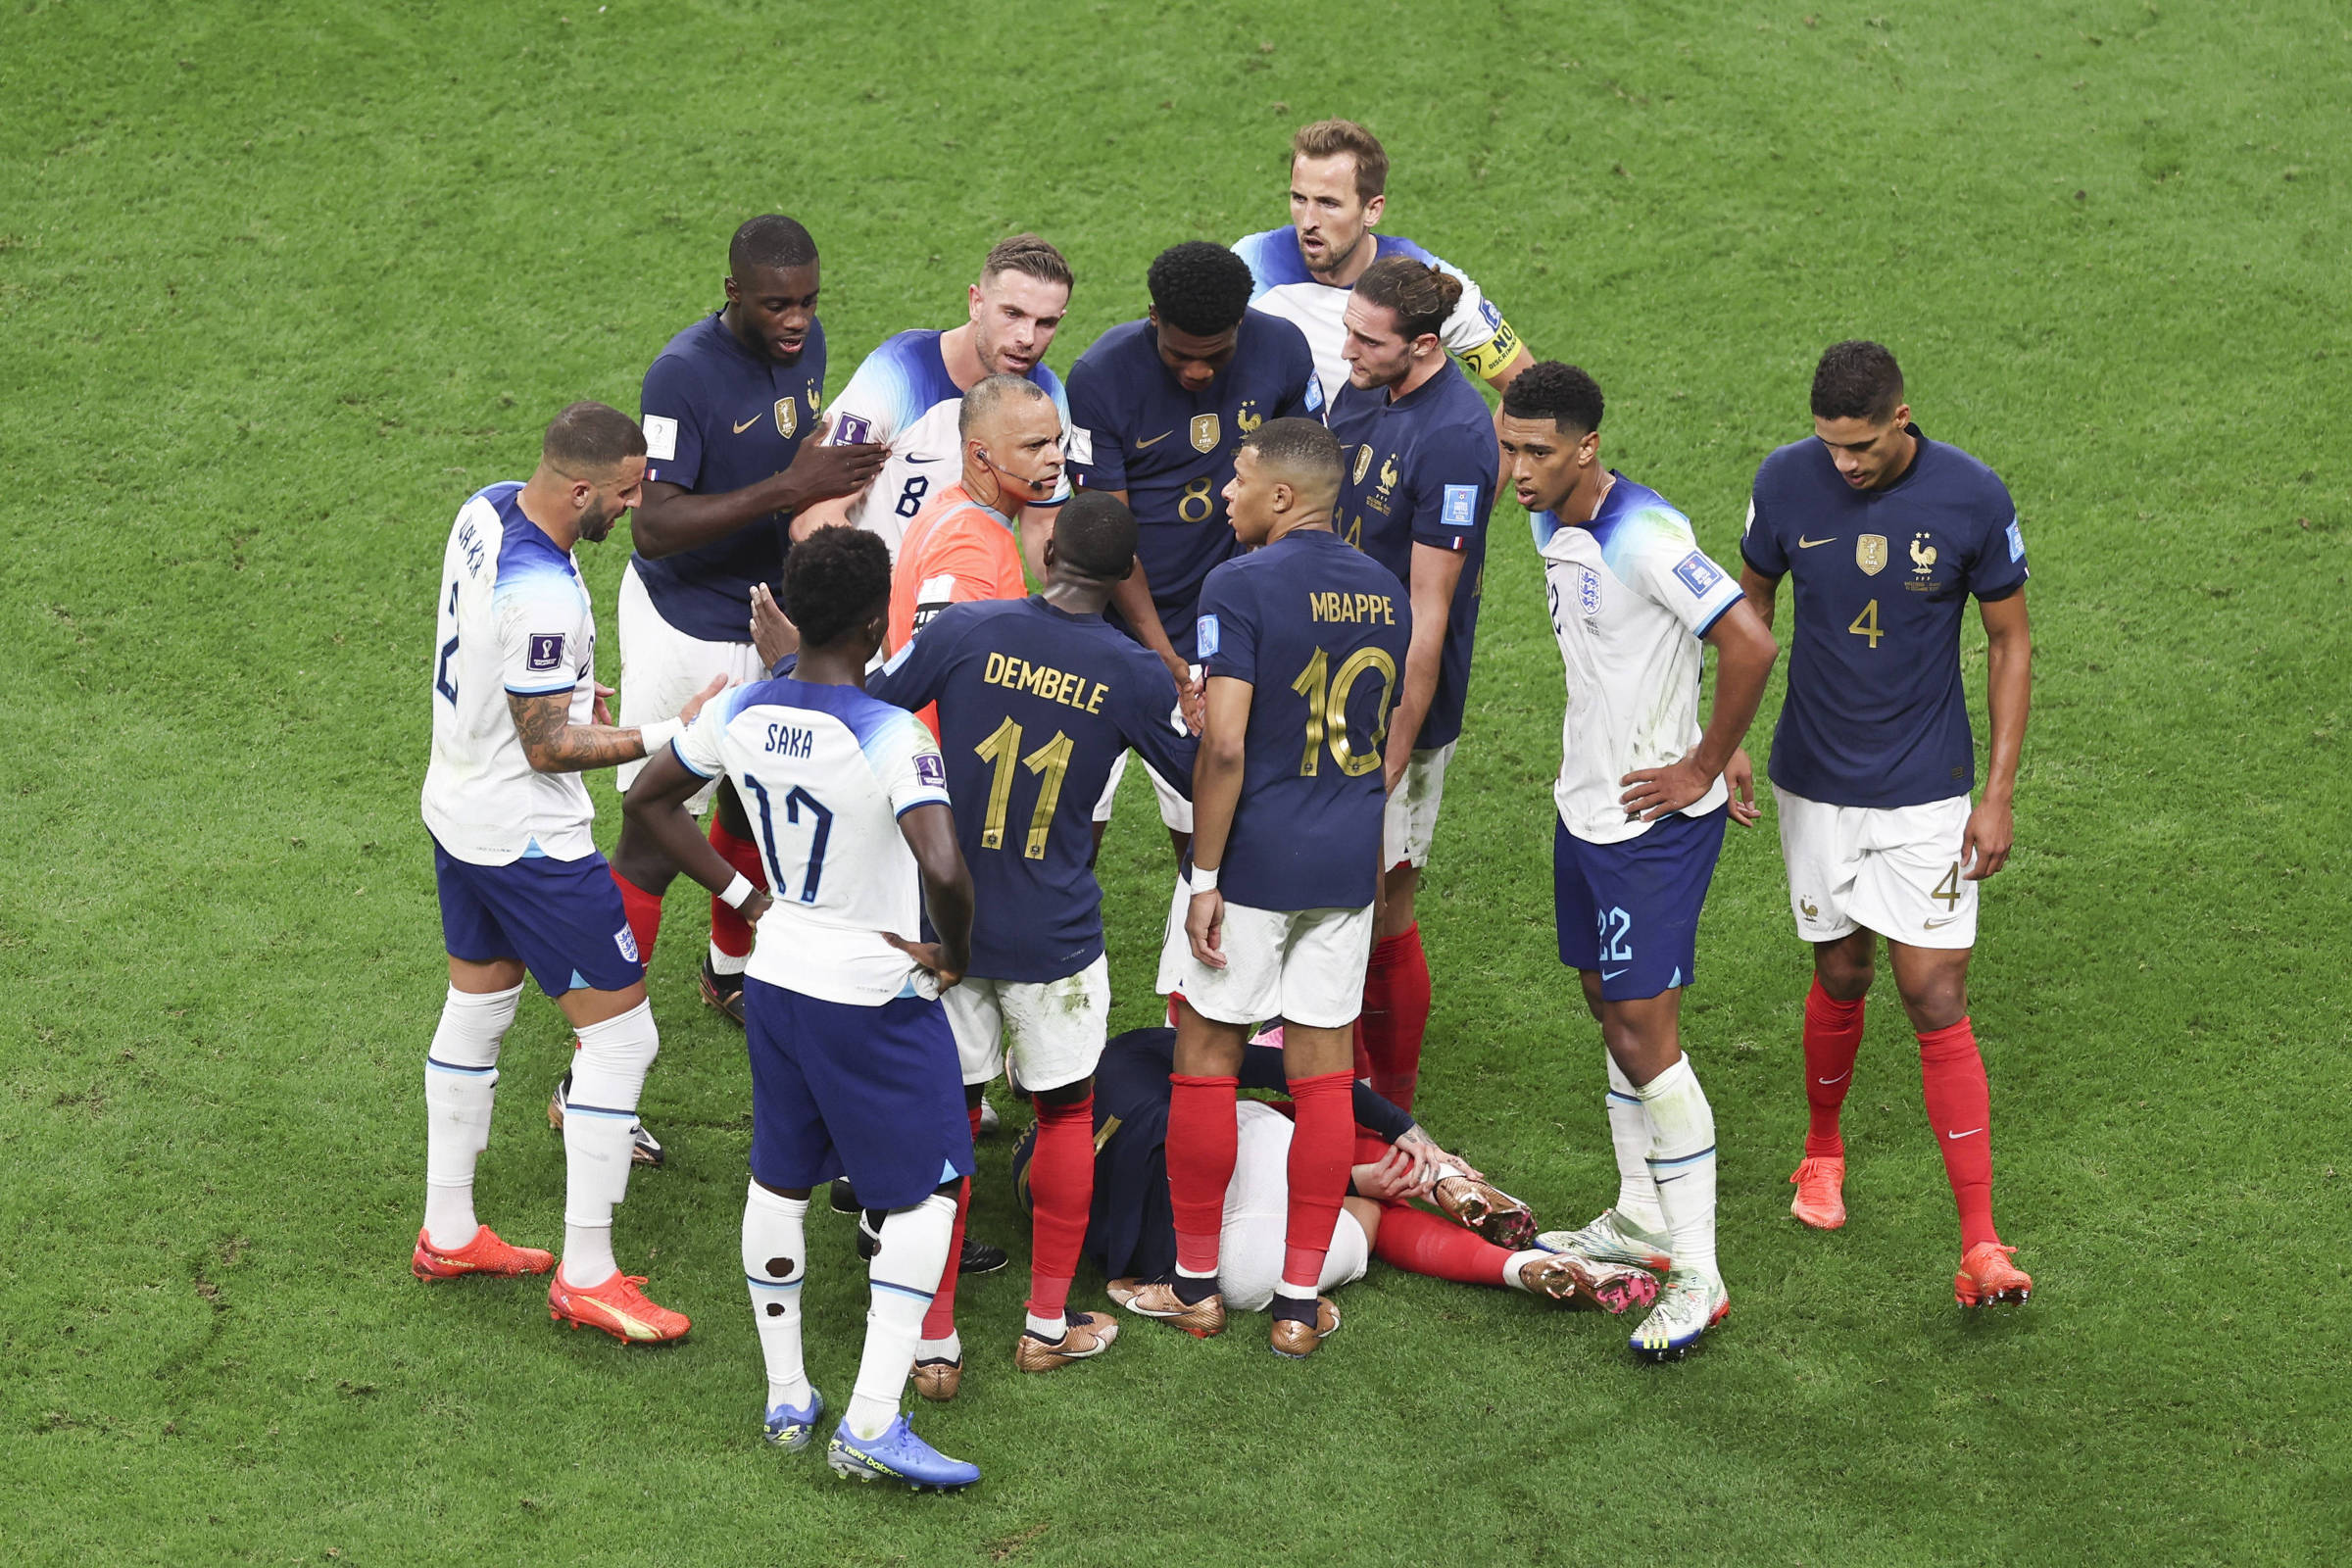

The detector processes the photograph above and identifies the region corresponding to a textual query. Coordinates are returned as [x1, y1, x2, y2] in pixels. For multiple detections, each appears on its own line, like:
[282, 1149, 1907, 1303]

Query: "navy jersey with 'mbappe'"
[1194, 528, 1410, 911]
[868, 597, 1197, 982]
[633, 312, 828, 642]
[1326, 359, 1499, 750]
[1064, 313, 1322, 663]
[1741, 426, 2029, 808]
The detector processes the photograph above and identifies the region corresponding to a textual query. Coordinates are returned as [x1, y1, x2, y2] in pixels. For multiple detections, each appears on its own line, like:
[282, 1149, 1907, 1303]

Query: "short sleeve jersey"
[1231, 229, 1523, 409]
[670, 676, 952, 1006]
[1194, 529, 1411, 911]
[887, 483, 1029, 657]
[633, 312, 828, 642]
[824, 329, 1071, 560]
[421, 483, 601, 865]
[1064, 313, 1324, 662]
[1741, 427, 2030, 808]
[1535, 474, 1745, 845]
[1327, 360, 1500, 750]
[868, 597, 1198, 982]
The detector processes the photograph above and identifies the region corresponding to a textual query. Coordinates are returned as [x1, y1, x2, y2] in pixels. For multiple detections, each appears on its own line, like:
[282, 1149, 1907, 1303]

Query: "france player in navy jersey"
[1121, 418, 1410, 1360]
[1326, 255, 1500, 1113]
[867, 493, 1196, 1382]
[607, 215, 888, 1038]
[1737, 342, 2036, 1307]
[1066, 242, 1321, 855]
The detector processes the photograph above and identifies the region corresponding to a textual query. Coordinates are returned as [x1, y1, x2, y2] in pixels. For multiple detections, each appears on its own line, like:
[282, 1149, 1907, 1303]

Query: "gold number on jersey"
[973, 716, 1073, 859]
[1932, 862, 1963, 908]
[1848, 598, 1885, 648]
[1343, 514, 1363, 550]
[1178, 476, 1215, 524]
[1291, 644, 1399, 778]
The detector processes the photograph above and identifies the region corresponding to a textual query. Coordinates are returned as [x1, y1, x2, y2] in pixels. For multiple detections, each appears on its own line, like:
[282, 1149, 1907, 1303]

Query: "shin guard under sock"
[1167, 1075, 1239, 1282]
[1802, 978, 1867, 1158]
[1277, 1071, 1355, 1302]
[1359, 924, 1433, 1111]
[1025, 1095, 1095, 1324]
[1917, 1016, 1998, 1250]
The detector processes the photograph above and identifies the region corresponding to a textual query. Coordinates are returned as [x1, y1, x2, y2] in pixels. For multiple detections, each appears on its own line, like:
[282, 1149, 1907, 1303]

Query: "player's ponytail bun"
[1356, 255, 1461, 342]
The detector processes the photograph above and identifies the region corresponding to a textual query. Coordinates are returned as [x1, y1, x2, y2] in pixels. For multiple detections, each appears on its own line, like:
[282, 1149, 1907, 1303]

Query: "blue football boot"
[761, 1389, 824, 1452]
[825, 1414, 980, 1492]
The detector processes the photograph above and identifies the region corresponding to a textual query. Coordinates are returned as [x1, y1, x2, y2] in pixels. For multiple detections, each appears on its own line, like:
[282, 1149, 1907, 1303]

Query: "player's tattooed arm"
[508, 674, 725, 774]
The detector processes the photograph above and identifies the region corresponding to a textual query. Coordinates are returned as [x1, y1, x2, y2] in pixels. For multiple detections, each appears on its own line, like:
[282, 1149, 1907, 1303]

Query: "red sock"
[1025, 1095, 1095, 1321]
[1373, 1202, 1515, 1287]
[918, 1103, 986, 1343]
[706, 818, 767, 962]
[1166, 1075, 1238, 1275]
[1280, 1071, 1355, 1294]
[1917, 1017, 1999, 1251]
[1802, 977, 1867, 1157]
[610, 866, 664, 969]
[1359, 924, 1432, 1111]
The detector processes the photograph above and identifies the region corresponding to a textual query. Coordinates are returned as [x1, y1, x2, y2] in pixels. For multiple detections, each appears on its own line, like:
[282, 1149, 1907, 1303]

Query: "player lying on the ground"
[623, 526, 985, 1493]
[1010, 1028, 1658, 1319]
[1736, 340, 2034, 1306]
[415, 402, 715, 1345]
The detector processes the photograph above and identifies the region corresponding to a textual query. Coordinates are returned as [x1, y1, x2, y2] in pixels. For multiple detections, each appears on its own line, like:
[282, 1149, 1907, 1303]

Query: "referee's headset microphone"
[978, 447, 1056, 504]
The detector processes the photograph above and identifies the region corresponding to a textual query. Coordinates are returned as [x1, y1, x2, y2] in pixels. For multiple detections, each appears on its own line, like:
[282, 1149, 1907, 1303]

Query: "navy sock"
[1269, 1293, 1318, 1326]
[1171, 1271, 1219, 1306]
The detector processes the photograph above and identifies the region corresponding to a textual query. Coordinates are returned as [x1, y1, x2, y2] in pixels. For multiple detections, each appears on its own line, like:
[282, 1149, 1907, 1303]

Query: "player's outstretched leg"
[547, 1001, 688, 1343]
[1429, 1167, 1538, 1250]
[1537, 1055, 1674, 1272]
[1372, 1202, 1657, 1315]
[1917, 1015, 2032, 1304]
[1630, 1054, 1730, 1361]
[1791, 975, 1865, 1229]
[743, 1181, 823, 1449]
[827, 1188, 980, 1492]
[414, 980, 553, 1279]
[1268, 1069, 1353, 1357]
[1013, 1090, 1120, 1373]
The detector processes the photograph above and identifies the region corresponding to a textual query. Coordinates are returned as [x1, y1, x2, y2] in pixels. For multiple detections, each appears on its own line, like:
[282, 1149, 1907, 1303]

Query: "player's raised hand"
[1961, 797, 2014, 880]
[675, 672, 729, 727]
[592, 681, 618, 728]
[749, 582, 799, 669]
[782, 415, 890, 509]
[882, 931, 964, 993]
[1186, 887, 1226, 968]
[1620, 751, 1715, 822]
[1724, 747, 1762, 827]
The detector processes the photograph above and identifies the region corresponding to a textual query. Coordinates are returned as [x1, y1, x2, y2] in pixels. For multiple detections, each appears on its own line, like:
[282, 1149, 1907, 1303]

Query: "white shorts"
[614, 562, 767, 809]
[1382, 742, 1455, 870]
[1218, 1102, 1372, 1312]
[1775, 787, 1980, 951]
[1090, 751, 1193, 832]
[1158, 891, 1374, 1030]
[940, 956, 1109, 1091]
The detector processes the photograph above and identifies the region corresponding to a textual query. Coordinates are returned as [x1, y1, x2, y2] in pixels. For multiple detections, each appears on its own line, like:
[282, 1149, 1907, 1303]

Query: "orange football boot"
[1788, 1155, 1848, 1230]
[547, 1270, 691, 1343]
[1954, 1243, 2033, 1306]
[411, 1226, 553, 1280]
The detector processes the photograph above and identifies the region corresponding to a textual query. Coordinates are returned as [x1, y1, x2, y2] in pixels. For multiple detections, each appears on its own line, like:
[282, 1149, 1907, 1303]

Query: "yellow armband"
[1457, 317, 1524, 382]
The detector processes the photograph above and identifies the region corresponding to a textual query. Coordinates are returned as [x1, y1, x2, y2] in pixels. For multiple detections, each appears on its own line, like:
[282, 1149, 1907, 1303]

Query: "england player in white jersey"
[1496, 365, 1779, 1362]
[791, 234, 1074, 560]
[623, 526, 985, 1491]
[415, 403, 720, 1345]
[1233, 119, 1535, 414]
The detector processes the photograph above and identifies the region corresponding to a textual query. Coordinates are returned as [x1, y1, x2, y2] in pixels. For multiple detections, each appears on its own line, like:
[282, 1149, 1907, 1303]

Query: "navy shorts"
[744, 977, 975, 1211]
[1554, 807, 1727, 1002]
[431, 838, 643, 998]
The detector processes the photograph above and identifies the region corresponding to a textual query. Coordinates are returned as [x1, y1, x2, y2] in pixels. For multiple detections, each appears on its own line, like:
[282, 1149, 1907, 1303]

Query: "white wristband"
[1190, 864, 1219, 894]
[638, 715, 684, 756]
[718, 873, 756, 910]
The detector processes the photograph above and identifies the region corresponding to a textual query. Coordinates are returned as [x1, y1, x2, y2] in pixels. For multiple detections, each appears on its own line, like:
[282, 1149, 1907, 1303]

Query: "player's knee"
[1032, 1075, 1092, 1109]
[430, 982, 521, 1070]
[1899, 980, 1967, 1034]
[572, 1000, 660, 1100]
[1815, 950, 1874, 1001]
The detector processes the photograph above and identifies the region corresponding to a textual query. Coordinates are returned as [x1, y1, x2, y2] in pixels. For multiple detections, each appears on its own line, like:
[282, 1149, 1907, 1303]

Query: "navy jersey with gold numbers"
[1742, 426, 2029, 808]
[1065, 313, 1321, 662]
[1194, 529, 1410, 912]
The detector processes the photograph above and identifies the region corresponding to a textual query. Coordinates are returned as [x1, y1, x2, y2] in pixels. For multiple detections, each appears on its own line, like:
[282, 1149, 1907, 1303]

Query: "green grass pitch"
[4, 2, 2349, 1562]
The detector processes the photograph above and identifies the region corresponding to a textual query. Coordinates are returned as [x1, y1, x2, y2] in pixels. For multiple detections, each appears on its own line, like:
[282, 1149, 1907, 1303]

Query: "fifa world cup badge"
[1190, 413, 1221, 453]
[1856, 534, 1887, 575]
[774, 397, 797, 440]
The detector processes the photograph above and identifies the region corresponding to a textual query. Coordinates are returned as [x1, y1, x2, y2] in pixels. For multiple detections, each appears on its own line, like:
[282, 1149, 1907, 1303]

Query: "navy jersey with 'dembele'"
[1064, 312, 1322, 664]
[1742, 425, 2030, 808]
[1326, 359, 1499, 751]
[633, 312, 828, 642]
[868, 597, 1198, 982]
[1194, 528, 1411, 912]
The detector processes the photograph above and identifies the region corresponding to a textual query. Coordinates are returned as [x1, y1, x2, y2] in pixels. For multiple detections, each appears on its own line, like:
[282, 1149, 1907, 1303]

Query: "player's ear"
[1363, 192, 1385, 228]
[722, 273, 740, 307]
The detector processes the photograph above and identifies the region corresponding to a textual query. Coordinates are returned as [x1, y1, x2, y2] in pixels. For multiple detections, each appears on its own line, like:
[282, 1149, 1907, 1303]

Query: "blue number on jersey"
[895, 474, 931, 518]
[435, 580, 461, 704]
[742, 775, 835, 904]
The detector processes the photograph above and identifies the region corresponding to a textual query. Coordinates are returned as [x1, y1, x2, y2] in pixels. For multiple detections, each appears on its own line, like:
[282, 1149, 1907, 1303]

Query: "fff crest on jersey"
[1378, 453, 1400, 492]
[1190, 414, 1220, 453]
[1351, 444, 1373, 486]
[1236, 402, 1262, 435]
[1910, 533, 1938, 574]
[805, 381, 822, 415]
[1856, 533, 1887, 576]
[774, 398, 798, 440]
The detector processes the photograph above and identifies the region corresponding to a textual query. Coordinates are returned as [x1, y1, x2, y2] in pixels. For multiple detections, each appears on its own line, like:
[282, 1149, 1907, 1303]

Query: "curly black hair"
[1500, 361, 1604, 436]
[782, 525, 891, 649]
[729, 214, 817, 277]
[1810, 340, 1904, 422]
[1148, 240, 1255, 337]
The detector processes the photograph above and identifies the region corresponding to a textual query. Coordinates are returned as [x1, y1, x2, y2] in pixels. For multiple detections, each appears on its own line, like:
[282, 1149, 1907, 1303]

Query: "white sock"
[915, 1330, 961, 1362]
[1025, 1311, 1068, 1341]
[1603, 1055, 1668, 1234]
[709, 940, 748, 978]
[1639, 1054, 1720, 1284]
[421, 983, 519, 1250]
[561, 1003, 660, 1290]
[849, 1193, 956, 1442]
[742, 1182, 811, 1410]
[1503, 1248, 1549, 1291]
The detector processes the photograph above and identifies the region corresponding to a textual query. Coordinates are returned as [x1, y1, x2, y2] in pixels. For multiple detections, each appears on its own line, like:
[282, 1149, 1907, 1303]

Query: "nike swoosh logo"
[1945, 1127, 1984, 1141]
[1602, 968, 1629, 980]
[1133, 430, 1174, 449]
[904, 455, 939, 465]
[1816, 1071, 1850, 1086]
[733, 416, 761, 434]
[1797, 535, 1835, 548]
[1924, 916, 1962, 929]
